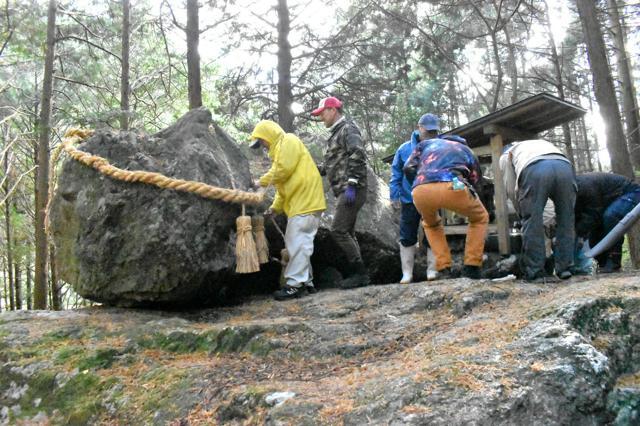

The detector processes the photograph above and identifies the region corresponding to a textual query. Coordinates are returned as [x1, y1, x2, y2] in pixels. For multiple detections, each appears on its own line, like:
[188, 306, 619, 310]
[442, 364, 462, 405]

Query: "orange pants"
[412, 182, 489, 270]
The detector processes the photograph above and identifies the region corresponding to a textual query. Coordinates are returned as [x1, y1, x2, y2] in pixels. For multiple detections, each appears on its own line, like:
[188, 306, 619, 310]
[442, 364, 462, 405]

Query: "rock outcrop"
[1, 274, 639, 424]
[50, 109, 399, 307]
[50, 108, 254, 307]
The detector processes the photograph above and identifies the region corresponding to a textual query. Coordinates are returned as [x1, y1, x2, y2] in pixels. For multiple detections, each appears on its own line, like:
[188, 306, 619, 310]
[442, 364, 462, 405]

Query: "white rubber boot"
[399, 244, 416, 284]
[426, 247, 437, 281]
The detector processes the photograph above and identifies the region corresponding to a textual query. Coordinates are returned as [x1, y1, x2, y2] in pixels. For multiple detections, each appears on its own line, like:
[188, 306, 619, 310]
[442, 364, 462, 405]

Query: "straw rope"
[59, 128, 264, 205]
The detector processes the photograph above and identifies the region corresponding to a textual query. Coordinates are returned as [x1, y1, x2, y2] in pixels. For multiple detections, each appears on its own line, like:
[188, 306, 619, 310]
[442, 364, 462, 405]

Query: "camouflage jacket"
[323, 117, 368, 196]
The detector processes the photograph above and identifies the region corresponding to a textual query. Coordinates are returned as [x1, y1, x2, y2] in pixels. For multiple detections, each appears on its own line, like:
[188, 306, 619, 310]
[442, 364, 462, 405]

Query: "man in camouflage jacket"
[312, 96, 369, 288]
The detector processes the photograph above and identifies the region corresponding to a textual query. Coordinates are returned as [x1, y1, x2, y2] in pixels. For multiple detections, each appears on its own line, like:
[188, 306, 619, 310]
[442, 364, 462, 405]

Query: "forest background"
[0, 0, 639, 311]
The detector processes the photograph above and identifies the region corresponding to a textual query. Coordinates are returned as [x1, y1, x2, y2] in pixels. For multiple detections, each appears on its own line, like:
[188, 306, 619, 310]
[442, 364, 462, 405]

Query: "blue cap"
[418, 113, 440, 131]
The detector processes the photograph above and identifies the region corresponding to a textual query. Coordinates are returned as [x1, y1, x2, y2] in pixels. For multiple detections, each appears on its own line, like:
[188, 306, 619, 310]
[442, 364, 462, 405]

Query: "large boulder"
[51, 109, 400, 307]
[51, 108, 254, 306]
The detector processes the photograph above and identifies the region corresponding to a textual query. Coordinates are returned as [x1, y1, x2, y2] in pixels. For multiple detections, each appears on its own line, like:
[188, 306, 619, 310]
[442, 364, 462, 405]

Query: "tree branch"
[54, 74, 109, 91]
[163, 0, 186, 32]
[56, 35, 121, 62]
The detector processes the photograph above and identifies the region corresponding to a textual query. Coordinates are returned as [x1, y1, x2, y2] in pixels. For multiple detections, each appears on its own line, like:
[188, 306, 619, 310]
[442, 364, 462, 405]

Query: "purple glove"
[344, 185, 356, 205]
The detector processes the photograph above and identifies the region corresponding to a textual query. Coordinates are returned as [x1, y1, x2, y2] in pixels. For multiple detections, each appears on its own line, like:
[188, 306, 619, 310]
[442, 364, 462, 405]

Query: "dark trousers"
[591, 190, 640, 268]
[518, 160, 576, 279]
[400, 202, 429, 248]
[332, 188, 366, 264]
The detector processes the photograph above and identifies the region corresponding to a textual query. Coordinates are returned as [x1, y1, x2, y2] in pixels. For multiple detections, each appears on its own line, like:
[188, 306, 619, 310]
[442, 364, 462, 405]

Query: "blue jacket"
[389, 131, 420, 204]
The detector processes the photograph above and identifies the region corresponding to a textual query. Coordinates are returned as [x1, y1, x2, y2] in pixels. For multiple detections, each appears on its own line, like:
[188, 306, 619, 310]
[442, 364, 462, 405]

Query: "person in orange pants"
[403, 137, 488, 279]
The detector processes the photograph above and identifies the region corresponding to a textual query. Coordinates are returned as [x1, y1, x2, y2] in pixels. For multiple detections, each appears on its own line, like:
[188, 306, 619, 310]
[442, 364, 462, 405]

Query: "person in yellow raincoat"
[250, 120, 327, 301]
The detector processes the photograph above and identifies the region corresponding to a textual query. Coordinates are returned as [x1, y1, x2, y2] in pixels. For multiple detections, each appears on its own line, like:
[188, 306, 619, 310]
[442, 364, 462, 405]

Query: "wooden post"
[490, 133, 510, 255]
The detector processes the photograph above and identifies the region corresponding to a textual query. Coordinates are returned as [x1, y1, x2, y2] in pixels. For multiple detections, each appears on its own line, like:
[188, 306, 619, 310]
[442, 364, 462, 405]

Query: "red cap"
[311, 96, 343, 116]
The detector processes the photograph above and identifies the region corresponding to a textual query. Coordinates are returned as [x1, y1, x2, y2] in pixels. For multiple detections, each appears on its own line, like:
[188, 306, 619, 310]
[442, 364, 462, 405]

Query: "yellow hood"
[250, 120, 284, 151]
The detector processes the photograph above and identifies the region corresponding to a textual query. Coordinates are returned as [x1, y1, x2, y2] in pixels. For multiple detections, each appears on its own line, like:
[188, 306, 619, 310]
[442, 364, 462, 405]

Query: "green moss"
[136, 327, 273, 356]
[19, 369, 117, 425]
[216, 327, 251, 352]
[138, 330, 214, 353]
[245, 337, 274, 356]
[40, 326, 107, 344]
[131, 368, 195, 423]
[42, 328, 83, 342]
[77, 348, 120, 370]
[0, 330, 10, 362]
[214, 326, 271, 355]
[572, 299, 628, 335]
[217, 386, 270, 423]
[54, 346, 84, 365]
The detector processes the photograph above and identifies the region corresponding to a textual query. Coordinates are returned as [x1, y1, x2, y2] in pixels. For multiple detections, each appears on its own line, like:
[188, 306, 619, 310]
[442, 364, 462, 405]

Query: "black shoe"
[525, 274, 560, 284]
[339, 260, 371, 289]
[340, 274, 370, 289]
[600, 260, 621, 274]
[435, 267, 461, 280]
[462, 265, 482, 279]
[273, 285, 306, 301]
[305, 285, 318, 294]
[436, 267, 451, 280]
[558, 270, 572, 280]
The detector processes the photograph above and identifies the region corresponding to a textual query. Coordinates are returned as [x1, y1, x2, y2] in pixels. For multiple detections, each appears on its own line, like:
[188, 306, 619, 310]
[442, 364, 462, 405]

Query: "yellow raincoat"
[251, 120, 326, 217]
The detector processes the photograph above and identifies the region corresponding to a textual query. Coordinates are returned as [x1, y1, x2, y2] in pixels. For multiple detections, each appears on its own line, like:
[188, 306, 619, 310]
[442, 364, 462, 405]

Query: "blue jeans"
[592, 189, 640, 268]
[518, 159, 576, 279]
[400, 202, 429, 248]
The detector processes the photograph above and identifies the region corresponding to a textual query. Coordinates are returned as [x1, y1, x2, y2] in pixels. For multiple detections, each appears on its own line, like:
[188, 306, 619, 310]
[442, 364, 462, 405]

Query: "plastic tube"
[585, 201, 640, 258]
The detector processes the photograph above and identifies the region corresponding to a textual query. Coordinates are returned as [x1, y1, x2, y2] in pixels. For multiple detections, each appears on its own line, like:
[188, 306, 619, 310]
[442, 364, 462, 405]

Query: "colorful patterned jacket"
[403, 138, 482, 189]
[390, 133, 469, 203]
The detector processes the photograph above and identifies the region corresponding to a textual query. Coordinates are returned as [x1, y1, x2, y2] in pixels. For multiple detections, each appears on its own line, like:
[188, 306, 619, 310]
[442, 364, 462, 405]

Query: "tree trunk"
[503, 24, 518, 105]
[26, 251, 32, 310]
[120, 0, 130, 130]
[50, 244, 60, 310]
[607, 0, 640, 170]
[276, 0, 294, 132]
[1, 255, 5, 311]
[576, 0, 633, 177]
[489, 31, 502, 112]
[3, 154, 14, 310]
[34, 0, 57, 310]
[448, 73, 460, 128]
[579, 117, 594, 172]
[14, 260, 21, 310]
[585, 90, 604, 172]
[186, 0, 202, 109]
[544, 0, 575, 164]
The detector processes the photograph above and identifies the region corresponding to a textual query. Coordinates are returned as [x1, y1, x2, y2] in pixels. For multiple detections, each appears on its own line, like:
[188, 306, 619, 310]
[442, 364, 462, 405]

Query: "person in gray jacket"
[500, 140, 576, 282]
[312, 96, 370, 289]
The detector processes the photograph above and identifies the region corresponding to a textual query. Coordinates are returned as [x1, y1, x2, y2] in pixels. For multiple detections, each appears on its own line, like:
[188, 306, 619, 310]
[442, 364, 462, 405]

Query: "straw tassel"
[278, 248, 290, 287]
[235, 206, 260, 273]
[252, 215, 270, 264]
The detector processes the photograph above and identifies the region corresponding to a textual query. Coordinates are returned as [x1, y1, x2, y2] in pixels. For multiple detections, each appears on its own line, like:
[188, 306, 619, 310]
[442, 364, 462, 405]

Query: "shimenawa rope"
[59, 128, 263, 205]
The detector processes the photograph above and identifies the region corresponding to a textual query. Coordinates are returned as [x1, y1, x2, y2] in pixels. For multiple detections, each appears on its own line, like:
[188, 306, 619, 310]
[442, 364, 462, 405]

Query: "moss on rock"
[136, 326, 274, 355]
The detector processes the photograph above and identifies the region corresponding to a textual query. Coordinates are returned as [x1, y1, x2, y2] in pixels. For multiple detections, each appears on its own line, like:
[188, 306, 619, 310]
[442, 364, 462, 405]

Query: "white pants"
[285, 213, 320, 288]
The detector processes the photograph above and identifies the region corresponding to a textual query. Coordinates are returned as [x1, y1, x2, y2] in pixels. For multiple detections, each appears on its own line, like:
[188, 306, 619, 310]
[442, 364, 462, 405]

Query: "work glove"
[344, 185, 356, 205]
[263, 207, 275, 218]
